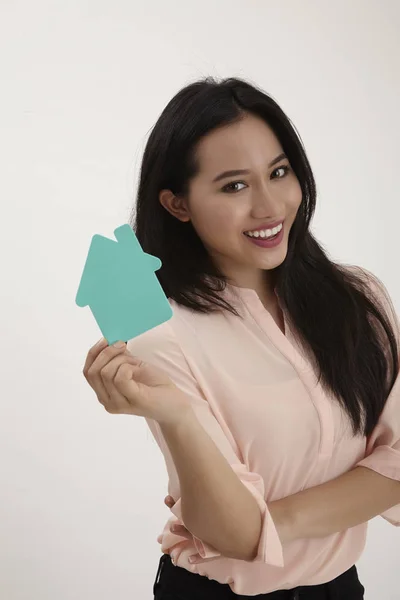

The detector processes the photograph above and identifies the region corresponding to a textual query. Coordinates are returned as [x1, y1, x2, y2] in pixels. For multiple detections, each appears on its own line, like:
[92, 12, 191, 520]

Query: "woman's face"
[160, 113, 302, 292]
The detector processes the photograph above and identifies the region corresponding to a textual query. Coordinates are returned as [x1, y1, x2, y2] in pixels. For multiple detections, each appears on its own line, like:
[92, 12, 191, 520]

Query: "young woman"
[83, 77, 400, 599]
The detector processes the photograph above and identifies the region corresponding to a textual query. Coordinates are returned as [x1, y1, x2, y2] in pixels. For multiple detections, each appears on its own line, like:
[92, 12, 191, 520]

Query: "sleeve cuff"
[356, 445, 400, 526]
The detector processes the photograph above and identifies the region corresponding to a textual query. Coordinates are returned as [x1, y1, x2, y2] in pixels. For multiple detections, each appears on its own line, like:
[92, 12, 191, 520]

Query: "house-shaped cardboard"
[76, 224, 173, 345]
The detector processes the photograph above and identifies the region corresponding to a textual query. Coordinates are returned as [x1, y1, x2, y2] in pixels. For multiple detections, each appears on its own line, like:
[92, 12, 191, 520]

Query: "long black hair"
[130, 76, 399, 438]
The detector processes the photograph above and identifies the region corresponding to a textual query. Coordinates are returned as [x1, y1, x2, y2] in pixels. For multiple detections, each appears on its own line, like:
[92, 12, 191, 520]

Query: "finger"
[83, 343, 125, 404]
[166, 544, 210, 566]
[82, 337, 109, 374]
[164, 496, 175, 508]
[112, 362, 147, 413]
[170, 524, 192, 540]
[99, 354, 142, 413]
[188, 554, 214, 565]
[168, 541, 188, 566]
[169, 548, 210, 567]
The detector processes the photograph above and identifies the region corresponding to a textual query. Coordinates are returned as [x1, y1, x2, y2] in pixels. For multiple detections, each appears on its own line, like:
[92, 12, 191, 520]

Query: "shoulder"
[343, 263, 399, 336]
[126, 295, 231, 366]
[343, 264, 393, 304]
[126, 318, 180, 363]
[125, 299, 197, 366]
[125, 301, 214, 396]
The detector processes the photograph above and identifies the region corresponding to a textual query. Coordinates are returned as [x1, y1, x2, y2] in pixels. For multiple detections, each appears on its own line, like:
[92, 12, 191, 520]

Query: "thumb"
[117, 356, 145, 378]
[126, 354, 144, 366]
[113, 362, 142, 394]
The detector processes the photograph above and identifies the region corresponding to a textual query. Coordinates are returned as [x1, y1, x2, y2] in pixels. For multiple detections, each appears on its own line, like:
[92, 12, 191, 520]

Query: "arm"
[271, 466, 400, 542]
[273, 266, 400, 541]
[127, 323, 284, 566]
[159, 407, 262, 560]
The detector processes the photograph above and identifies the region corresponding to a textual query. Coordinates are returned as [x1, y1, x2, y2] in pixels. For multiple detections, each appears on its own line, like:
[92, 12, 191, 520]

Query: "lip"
[244, 221, 284, 248]
[243, 219, 284, 234]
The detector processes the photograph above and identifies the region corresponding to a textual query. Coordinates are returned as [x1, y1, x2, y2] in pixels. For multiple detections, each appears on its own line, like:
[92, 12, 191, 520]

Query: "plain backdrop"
[1, 1, 399, 598]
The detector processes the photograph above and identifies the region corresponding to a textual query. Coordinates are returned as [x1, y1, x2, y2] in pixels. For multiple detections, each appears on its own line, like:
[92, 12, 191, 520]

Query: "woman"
[83, 77, 400, 599]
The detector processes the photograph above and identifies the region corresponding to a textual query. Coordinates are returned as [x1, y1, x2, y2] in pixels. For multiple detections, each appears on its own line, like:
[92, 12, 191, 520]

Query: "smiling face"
[159, 112, 303, 296]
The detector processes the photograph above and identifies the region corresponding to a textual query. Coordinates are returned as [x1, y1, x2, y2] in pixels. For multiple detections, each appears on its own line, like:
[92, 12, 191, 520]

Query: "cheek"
[285, 179, 303, 212]
[189, 205, 223, 247]
[195, 202, 244, 239]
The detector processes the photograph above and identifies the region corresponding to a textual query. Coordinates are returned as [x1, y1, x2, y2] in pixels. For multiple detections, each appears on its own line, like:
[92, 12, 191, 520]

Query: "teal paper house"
[76, 224, 173, 345]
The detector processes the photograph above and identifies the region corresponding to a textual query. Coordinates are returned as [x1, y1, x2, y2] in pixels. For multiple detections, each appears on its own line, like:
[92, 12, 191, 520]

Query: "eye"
[271, 165, 291, 179]
[221, 165, 291, 193]
[222, 181, 247, 194]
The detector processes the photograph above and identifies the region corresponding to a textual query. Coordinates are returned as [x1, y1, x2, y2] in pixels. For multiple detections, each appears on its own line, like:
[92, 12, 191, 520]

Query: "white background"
[1, 1, 399, 598]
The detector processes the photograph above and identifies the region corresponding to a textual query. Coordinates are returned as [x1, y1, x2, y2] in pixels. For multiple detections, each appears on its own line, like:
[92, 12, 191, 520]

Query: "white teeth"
[245, 223, 283, 238]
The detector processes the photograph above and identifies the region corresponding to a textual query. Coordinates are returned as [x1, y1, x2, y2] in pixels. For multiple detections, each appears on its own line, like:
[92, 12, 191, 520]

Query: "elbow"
[237, 546, 258, 562]
[216, 541, 252, 561]
[221, 514, 262, 562]
[199, 521, 260, 561]
[223, 537, 258, 562]
[237, 534, 260, 562]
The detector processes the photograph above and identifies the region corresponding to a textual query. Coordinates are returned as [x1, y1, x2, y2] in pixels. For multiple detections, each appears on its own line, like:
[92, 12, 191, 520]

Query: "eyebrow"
[212, 152, 288, 183]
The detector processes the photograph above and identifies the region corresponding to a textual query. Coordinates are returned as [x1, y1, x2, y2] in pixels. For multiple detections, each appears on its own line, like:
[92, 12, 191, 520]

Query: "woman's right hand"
[82, 338, 141, 413]
[82, 337, 192, 425]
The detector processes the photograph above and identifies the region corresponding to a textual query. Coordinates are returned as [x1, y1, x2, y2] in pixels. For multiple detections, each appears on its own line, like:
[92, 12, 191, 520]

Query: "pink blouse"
[126, 267, 400, 595]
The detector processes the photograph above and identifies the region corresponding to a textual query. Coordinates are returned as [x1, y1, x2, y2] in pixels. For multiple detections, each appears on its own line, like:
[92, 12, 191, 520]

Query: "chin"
[258, 245, 288, 270]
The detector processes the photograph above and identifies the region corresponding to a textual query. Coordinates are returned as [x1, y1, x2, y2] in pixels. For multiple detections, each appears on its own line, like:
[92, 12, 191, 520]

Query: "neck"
[229, 270, 278, 301]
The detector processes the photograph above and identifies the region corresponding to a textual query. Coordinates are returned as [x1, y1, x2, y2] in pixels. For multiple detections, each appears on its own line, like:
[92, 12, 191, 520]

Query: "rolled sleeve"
[357, 444, 400, 525]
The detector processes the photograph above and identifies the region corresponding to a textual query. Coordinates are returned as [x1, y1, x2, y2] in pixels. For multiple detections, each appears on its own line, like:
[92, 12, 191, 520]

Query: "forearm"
[276, 466, 400, 540]
[159, 407, 262, 561]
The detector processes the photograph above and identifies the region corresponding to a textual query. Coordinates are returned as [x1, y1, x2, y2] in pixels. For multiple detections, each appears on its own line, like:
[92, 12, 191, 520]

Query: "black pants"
[153, 554, 365, 599]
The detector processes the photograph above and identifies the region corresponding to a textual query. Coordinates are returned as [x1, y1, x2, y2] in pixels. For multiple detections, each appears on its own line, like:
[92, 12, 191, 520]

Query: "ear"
[159, 189, 190, 223]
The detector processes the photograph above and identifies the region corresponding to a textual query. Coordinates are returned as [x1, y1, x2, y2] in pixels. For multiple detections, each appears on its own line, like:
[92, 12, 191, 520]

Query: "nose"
[250, 187, 281, 219]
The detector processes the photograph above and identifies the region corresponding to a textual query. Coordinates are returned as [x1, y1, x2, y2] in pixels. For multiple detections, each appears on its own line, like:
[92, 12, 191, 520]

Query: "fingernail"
[112, 341, 125, 348]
